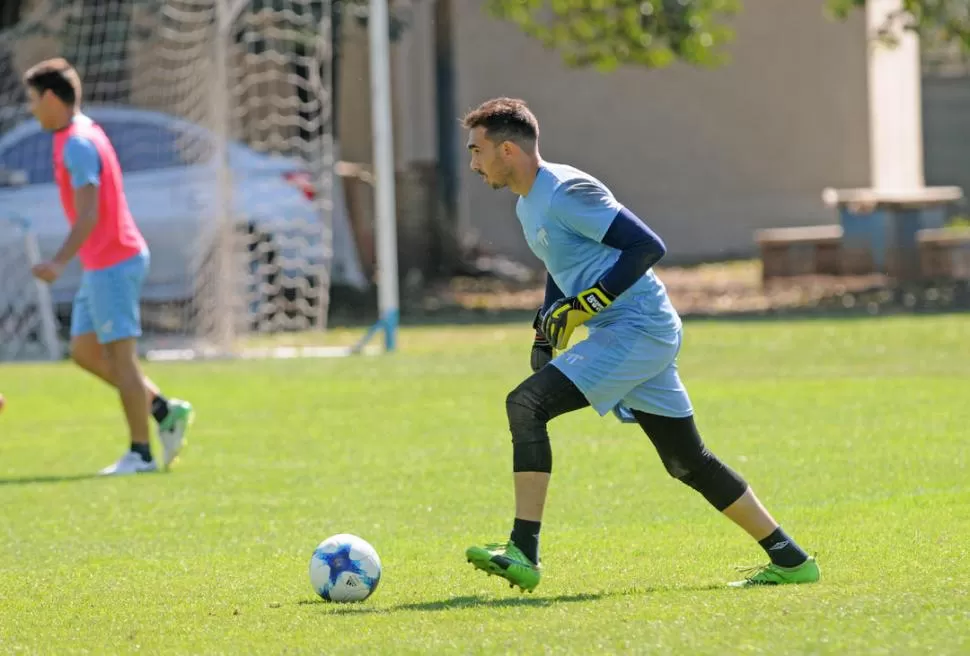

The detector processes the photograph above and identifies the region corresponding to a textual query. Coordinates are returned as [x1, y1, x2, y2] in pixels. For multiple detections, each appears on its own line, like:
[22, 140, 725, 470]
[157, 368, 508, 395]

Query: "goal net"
[0, 215, 61, 361]
[0, 0, 371, 362]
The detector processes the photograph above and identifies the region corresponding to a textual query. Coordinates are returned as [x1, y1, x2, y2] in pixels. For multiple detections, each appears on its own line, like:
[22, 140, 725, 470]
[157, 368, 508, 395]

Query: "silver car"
[0, 105, 365, 331]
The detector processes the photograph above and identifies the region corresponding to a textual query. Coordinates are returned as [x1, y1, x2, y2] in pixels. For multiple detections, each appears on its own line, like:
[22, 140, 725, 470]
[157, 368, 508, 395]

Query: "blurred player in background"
[24, 58, 194, 475]
[462, 97, 819, 591]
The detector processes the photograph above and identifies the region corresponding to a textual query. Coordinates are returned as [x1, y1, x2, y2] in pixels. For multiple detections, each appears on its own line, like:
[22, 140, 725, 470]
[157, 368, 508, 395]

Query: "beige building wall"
[8, 0, 872, 269]
[335, 5, 438, 168]
[452, 0, 871, 266]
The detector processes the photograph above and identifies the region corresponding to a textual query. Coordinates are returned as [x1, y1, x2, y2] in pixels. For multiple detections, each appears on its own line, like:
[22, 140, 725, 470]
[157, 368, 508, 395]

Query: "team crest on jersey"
[564, 352, 584, 365]
[535, 227, 549, 248]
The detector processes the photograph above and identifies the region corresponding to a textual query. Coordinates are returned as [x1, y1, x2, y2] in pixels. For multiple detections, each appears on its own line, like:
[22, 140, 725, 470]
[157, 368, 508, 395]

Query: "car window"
[0, 130, 54, 184]
[97, 120, 211, 172]
[0, 118, 212, 186]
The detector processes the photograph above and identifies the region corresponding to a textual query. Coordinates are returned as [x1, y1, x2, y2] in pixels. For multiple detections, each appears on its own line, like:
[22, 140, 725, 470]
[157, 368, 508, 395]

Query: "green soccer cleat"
[158, 399, 195, 470]
[728, 556, 821, 588]
[466, 541, 541, 592]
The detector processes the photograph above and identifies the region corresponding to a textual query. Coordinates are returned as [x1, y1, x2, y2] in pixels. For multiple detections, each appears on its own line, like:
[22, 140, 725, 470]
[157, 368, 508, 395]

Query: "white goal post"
[0, 215, 61, 362]
[0, 0, 399, 362]
[366, 0, 400, 353]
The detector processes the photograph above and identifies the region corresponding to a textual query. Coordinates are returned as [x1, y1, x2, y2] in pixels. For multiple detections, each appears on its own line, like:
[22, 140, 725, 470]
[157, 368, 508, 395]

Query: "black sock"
[151, 394, 170, 425]
[510, 518, 541, 564]
[130, 442, 153, 463]
[759, 527, 809, 568]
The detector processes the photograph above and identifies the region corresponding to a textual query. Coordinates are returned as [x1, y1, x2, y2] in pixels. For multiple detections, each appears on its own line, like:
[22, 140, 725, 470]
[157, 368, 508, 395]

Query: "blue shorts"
[70, 250, 149, 344]
[551, 324, 693, 419]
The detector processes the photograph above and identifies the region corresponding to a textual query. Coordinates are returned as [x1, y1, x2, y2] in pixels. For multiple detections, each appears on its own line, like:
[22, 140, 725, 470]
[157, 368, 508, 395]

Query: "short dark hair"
[23, 58, 82, 106]
[462, 97, 539, 149]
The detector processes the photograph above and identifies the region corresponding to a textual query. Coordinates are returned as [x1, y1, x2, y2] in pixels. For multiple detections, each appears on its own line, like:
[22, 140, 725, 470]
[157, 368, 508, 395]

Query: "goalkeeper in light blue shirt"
[461, 97, 819, 592]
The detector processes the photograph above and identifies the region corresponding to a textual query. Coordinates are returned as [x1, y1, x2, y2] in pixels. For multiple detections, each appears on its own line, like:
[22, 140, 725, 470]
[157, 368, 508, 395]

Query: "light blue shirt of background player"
[63, 133, 102, 189]
[517, 162, 681, 336]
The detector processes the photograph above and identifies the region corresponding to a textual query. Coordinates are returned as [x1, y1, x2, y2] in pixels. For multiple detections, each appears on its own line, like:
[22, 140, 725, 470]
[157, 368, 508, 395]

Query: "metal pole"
[22, 223, 60, 360]
[314, 0, 335, 332]
[368, 0, 399, 351]
[210, 0, 236, 353]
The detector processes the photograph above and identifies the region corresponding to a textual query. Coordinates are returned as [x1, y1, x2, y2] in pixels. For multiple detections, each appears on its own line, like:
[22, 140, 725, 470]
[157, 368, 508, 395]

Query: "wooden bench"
[755, 225, 844, 283]
[822, 186, 963, 280]
[917, 228, 970, 280]
[822, 186, 964, 211]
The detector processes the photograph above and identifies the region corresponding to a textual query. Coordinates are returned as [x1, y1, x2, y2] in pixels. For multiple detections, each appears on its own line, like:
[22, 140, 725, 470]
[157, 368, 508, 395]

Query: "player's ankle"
[758, 527, 809, 568]
[130, 442, 153, 463]
[151, 393, 170, 425]
[510, 518, 541, 564]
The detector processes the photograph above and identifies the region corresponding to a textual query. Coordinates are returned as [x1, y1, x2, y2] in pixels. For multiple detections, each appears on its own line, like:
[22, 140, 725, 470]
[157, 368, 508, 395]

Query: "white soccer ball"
[309, 533, 382, 602]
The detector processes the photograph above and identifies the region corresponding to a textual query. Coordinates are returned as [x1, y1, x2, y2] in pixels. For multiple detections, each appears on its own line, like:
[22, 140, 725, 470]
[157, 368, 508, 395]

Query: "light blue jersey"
[516, 163, 681, 335]
[517, 162, 692, 419]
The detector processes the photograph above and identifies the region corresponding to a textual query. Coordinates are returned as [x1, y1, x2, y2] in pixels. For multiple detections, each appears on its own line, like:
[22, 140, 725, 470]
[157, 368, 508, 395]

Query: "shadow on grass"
[0, 473, 101, 486]
[298, 582, 727, 615]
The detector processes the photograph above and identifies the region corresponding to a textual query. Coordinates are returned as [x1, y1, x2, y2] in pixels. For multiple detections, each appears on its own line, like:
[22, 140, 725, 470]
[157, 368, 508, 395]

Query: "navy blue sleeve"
[597, 207, 666, 298]
[542, 273, 565, 312]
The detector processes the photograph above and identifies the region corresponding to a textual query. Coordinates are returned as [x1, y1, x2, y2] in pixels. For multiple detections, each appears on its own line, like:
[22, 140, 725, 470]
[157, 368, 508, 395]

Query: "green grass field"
[1, 316, 968, 654]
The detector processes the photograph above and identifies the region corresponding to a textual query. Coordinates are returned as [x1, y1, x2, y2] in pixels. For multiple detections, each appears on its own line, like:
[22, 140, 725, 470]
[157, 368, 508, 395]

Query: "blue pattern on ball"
[314, 544, 380, 600]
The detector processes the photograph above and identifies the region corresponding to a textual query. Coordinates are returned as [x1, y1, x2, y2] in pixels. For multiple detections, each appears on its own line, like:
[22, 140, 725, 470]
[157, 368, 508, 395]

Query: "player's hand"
[530, 308, 554, 372]
[540, 284, 614, 350]
[31, 261, 64, 284]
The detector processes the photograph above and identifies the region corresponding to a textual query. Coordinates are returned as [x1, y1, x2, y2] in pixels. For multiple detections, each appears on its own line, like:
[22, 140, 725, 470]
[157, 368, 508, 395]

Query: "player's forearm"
[542, 273, 565, 313]
[596, 208, 666, 299]
[53, 213, 97, 266]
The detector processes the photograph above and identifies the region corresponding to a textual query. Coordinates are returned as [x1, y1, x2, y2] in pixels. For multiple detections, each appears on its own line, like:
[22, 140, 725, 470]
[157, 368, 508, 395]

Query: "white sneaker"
[158, 399, 194, 470]
[98, 451, 158, 476]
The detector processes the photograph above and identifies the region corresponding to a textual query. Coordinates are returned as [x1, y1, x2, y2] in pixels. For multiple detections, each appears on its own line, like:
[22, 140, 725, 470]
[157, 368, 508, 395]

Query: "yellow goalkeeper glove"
[540, 283, 615, 350]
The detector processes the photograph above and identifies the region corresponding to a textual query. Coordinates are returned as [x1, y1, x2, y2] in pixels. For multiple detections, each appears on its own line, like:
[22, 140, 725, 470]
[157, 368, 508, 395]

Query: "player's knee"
[512, 440, 552, 473]
[102, 339, 141, 376]
[69, 341, 86, 366]
[505, 382, 549, 430]
[506, 382, 553, 473]
[70, 338, 101, 371]
[657, 438, 708, 479]
[674, 450, 748, 511]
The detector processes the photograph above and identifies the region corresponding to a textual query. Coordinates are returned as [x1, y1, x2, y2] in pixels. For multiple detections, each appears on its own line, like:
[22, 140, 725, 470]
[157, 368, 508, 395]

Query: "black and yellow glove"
[540, 283, 615, 350]
[530, 307, 554, 372]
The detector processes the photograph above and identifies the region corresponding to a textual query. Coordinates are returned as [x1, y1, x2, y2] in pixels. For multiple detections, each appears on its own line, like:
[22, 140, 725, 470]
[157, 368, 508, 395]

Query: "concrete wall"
[922, 75, 970, 201]
[451, 0, 871, 266]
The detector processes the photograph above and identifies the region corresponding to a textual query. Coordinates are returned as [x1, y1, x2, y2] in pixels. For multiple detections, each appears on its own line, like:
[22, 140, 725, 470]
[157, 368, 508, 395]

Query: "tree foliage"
[486, 0, 970, 71]
[827, 0, 970, 52]
[485, 0, 740, 71]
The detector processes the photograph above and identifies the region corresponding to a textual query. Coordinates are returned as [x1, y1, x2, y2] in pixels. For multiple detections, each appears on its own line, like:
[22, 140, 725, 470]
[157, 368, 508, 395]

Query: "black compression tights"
[505, 366, 748, 510]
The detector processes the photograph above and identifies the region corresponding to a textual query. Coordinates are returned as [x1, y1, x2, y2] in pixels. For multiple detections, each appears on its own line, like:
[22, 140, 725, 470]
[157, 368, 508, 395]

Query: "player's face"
[27, 87, 57, 131]
[466, 127, 512, 190]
